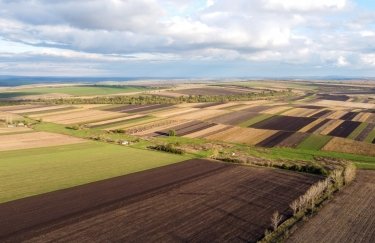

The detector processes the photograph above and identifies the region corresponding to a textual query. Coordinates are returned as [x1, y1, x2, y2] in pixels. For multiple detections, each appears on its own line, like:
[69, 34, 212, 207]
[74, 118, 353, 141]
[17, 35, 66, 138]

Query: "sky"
[1, 0, 375, 77]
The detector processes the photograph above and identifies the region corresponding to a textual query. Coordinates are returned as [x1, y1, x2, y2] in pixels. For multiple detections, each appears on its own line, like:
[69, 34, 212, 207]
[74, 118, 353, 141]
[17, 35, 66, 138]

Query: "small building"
[17, 123, 25, 127]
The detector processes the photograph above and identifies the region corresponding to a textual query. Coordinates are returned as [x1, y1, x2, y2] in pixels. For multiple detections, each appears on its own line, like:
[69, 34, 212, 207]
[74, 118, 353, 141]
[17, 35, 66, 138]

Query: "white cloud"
[263, 0, 348, 12]
[337, 56, 349, 66]
[0, 0, 374, 76]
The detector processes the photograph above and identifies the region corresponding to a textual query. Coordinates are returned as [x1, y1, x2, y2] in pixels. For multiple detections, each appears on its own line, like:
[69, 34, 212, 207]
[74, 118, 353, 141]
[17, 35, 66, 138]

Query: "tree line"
[43, 90, 293, 105]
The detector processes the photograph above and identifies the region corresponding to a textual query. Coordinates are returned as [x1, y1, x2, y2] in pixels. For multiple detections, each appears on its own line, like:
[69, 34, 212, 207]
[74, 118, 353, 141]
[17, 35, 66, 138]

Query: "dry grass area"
[320, 120, 344, 135]
[326, 110, 348, 119]
[86, 114, 144, 127]
[184, 124, 230, 138]
[0, 127, 32, 134]
[288, 170, 375, 243]
[0, 105, 42, 112]
[282, 108, 317, 117]
[352, 112, 372, 122]
[41, 110, 124, 125]
[0, 132, 86, 151]
[322, 137, 375, 156]
[206, 127, 277, 145]
[8, 105, 70, 114]
[315, 100, 375, 109]
[299, 118, 326, 133]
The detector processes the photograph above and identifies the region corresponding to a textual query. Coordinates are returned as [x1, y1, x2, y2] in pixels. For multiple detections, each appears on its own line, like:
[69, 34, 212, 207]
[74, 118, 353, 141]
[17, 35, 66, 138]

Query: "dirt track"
[288, 170, 375, 243]
[0, 159, 320, 242]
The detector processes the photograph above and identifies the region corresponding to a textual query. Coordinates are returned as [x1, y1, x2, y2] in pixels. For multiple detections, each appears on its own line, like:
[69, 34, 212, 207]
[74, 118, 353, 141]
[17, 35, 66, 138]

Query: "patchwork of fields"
[0, 82, 375, 242]
[2, 96, 375, 157]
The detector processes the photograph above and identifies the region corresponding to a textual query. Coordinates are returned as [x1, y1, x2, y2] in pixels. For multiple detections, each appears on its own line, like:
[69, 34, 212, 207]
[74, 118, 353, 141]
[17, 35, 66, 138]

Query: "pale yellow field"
[352, 112, 371, 122]
[41, 110, 124, 125]
[299, 118, 326, 133]
[9, 105, 70, 114]
[326, 110, 347, 119]
[0, 104, 41, 112]
[184, 124, 230, 138]
[0, 131, 86, 151]
[0, 126, 32, 134]
[29, 108, 86, 119]
[320, 120, 344, 135]
[322, 137, 375, 156]
[104, 117, 162, 131]
[86, 114, 144, 127]
[281, 108, 317, 117]
[206, 127, 277, 145]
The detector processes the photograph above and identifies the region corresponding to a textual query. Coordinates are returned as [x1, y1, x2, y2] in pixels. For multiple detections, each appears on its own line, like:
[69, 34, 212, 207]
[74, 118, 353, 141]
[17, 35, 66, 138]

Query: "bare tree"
[290, 200, 299, 215]
[271, 211, 283, 231]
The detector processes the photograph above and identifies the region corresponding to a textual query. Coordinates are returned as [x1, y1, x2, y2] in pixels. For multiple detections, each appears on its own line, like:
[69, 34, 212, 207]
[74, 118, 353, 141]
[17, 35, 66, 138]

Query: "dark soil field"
[0, 159, 321, 243]
[287, 170, 375, 243]
[176, 87, 248, 96]
[306, 119, 331, 133]
[151, 121, 216, 137]
[256, 131, 294, 148]
[310, 110, 332, 118]
[207, 111, 259, 125]
[317, 94, 350, 101]
[328, 120, 361, 138]
[298, 105, 326, 109]
[355, 123, 375, 141]
[340, 112, 359, 121]
[251, 116, 317, 132]
[276, 132, 310, 148]
[104, 104, 172, 113]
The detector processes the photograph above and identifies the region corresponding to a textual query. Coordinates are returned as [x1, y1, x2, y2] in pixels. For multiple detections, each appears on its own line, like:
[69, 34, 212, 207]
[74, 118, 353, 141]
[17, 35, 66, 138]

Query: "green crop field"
[0, 85, 149, 98]
[0, 142, 189, 203]
[239, 113, 274, 127]
[297, 134, 332, 150]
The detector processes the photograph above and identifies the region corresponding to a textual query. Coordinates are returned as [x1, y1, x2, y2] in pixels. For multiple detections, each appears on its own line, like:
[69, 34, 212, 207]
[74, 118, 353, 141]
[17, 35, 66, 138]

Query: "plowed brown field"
[0, 159, 320, 243]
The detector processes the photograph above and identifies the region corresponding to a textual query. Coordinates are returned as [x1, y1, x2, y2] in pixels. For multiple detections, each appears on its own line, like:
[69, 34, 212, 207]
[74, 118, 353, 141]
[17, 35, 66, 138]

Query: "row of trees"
[263, 163, 356, 242]
[43, 90, 293, 105]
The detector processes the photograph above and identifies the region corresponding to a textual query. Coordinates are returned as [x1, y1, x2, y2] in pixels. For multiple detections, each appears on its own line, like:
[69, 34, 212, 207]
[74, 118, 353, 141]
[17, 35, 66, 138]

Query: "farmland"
[0, 79, 375, 242]
[0, 159, 321, 242]
[287, 170, 375, 243]
[0, 142, 189, 203]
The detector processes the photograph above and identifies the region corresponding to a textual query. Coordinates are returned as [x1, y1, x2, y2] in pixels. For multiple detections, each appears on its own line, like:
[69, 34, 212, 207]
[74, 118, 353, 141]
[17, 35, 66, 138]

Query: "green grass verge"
[0, 85, 149, 98]
[238, 113, 274, 127]
[297, 134, 332, 150]
[0, 142, 189, 203]
[347, 122, 368, 140]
